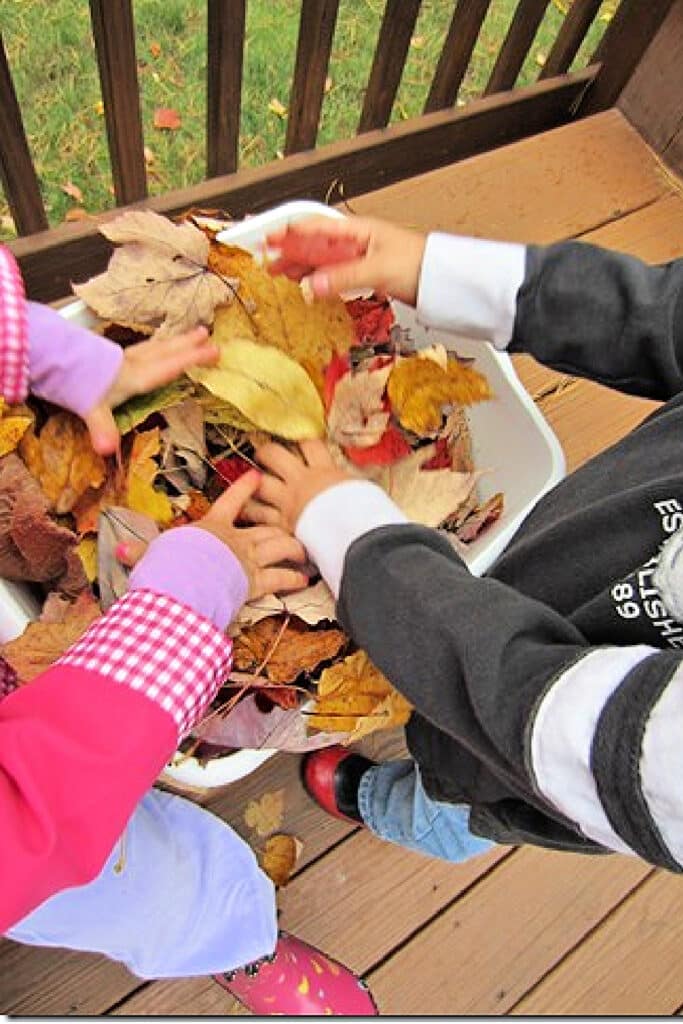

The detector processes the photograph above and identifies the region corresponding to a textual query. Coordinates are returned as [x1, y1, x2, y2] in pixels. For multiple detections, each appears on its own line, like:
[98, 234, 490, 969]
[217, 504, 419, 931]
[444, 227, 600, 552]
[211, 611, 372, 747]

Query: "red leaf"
[345, 296, 395, 344]
[154, 107, 181, 130]
[213, 455, 252, 489]
[344, 423, 411, 467]
[421, 437, 452, 470]
[323, 352, 350, 412]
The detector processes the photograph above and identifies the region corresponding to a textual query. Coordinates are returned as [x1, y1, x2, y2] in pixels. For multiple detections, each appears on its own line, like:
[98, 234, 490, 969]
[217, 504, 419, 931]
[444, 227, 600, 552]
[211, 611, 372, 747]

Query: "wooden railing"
[0, 0, 675, 301]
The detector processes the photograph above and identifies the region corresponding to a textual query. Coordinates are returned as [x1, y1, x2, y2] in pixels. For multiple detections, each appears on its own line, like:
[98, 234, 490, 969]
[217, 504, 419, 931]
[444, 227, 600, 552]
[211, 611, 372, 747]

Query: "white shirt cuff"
[295, 480, 408, 598]
[416, 233, 526, 349]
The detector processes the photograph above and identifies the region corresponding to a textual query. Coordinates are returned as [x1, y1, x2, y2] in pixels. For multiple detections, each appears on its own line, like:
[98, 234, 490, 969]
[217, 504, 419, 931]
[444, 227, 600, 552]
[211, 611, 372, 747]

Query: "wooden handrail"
[207, 0, 246, 176]
[11, 67, 597, 303]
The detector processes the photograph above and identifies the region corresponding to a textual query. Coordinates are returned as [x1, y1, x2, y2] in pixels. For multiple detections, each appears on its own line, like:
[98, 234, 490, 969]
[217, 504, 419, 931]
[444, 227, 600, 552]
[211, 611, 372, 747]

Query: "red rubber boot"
[213, 931, 378, 1015]
[302, 746, 376, 824]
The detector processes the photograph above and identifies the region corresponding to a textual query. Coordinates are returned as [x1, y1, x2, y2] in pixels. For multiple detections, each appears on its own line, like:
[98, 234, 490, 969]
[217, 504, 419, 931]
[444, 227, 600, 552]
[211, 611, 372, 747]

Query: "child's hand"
[265, 215, 427, 306]
[121, 469, 310, 602]
[85, 326, 218, 455]
[245, 440, 352, 534]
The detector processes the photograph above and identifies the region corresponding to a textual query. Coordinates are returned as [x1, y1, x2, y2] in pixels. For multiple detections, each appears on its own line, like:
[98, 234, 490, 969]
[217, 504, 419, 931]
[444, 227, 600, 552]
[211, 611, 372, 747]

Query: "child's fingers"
[239, 497, 282, 526]
[254, 441, 302, 481]
[255, 534, 308, 569]
[254, 565, 310, 598]
[299, 439, 334, 468]
[254, 470, 289, 510]
[115, 538, 148, 567]
[301, 258, 375, 299]
[205, 469, 263, 524]
[83, 403, 120, 456]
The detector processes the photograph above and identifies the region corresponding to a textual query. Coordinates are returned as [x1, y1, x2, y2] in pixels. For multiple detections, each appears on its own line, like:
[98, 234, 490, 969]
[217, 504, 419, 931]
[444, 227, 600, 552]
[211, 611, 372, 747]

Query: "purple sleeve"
[27, 302, 123, 417]
[129, 526, 249, 631]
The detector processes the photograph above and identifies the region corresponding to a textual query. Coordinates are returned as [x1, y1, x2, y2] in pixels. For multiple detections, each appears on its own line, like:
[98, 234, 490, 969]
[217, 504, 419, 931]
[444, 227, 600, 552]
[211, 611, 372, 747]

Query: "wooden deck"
[4, 108, 683, 1016]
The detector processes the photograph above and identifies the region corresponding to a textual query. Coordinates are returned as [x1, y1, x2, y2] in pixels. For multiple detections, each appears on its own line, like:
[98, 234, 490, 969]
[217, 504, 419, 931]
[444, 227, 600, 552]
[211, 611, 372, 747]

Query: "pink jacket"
[0, 245, 246, 932]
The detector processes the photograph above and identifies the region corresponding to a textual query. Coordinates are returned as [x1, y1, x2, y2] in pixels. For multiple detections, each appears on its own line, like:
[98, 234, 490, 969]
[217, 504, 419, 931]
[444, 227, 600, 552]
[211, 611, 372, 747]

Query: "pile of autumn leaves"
[0, 210, 502, 748]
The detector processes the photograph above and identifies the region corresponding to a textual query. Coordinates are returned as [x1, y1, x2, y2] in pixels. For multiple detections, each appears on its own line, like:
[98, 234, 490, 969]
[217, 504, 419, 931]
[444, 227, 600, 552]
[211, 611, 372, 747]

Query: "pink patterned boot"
[213, 931, 378, 1015]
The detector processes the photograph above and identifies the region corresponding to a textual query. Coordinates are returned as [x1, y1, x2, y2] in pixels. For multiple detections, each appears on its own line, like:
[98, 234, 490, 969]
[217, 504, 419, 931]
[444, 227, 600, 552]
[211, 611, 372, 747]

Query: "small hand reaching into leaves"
[242, 440, 352, 533]
[85, 326, 219, 456]
[117, 468, 310, 602]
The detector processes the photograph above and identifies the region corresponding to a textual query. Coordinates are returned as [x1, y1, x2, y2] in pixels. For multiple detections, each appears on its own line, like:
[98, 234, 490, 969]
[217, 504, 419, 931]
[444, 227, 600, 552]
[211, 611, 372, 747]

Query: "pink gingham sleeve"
[57, 589, 233, 739]
[0, 245, 29, 404]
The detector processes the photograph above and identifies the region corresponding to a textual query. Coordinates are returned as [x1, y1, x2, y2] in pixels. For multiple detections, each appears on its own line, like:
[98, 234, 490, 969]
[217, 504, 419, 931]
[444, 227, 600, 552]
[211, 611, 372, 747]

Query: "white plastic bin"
[0, 200, 565, 787]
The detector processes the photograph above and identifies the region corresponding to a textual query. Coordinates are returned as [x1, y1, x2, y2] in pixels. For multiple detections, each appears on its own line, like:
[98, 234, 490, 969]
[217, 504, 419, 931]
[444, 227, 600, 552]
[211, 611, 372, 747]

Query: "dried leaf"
[387, 355, 492, 436]
[73, 427, 173, 533]
[19, 413, 106, 514]
[73, 210, 235, 336]
[76, 536, 98, 583]
[161, 398, 207, 488]
[0, 454, 81, 584]
[244, 789, 285, 836]
[2, 591, 100, 683]
[0, 398, 32, 457]
[309, 650, 411, 741]
[114, 380, 192, 434]
[327, 365, 392, 448]
[268, 97, 287, 118]
[97, 507, 159, 610]
[208, 244, 354, 393]
[190, 338, 326, 441]
[234, 580, 336, 631]
[193, 692, 346, 751]
[260, 834, 303, 887]
[61, 180, 84, 203]
[232, 615, 346, 684]
[154, 107, 181, 130]
[377, 444, 477, 527]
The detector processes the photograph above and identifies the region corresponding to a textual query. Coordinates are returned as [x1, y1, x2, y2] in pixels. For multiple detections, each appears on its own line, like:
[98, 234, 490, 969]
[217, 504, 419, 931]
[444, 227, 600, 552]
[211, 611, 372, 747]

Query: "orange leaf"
[232, 615, 346, 684]
[154, 107, 181, 130]
[19, 412, 107, 515]
[2, 591, 100, 683]
[260, 834, 303, 887]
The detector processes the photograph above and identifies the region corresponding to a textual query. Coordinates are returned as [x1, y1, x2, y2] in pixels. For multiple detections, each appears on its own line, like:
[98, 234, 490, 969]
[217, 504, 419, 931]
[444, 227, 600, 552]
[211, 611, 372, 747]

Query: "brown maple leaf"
[73, 210, 236, 336]
[2, 591, 101, 683]
[231, 615, 347, 684]
[19, 412, 107, 515]
[308, 649, 412, 741]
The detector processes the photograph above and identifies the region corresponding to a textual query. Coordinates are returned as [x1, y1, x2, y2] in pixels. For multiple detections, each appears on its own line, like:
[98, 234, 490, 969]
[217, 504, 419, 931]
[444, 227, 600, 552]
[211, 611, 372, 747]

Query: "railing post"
[89, 0, 147, 205]
[575, 0, 677, 115]
[0, 33, 48, 235]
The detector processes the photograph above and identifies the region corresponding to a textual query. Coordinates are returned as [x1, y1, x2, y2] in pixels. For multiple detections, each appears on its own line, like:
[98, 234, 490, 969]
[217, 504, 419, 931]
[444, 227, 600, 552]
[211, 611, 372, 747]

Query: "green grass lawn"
[0, 0, 615, 239]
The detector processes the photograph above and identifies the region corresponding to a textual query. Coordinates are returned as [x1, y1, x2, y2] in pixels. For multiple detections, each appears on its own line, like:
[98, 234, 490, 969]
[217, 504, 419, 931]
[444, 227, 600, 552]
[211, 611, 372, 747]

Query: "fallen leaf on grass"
[2, 591, 100, 683]
[260, 834, 303, 887]
[244, 789, 285, 836]
[154, 107, 181, 130]
[61, 181, 84, 203]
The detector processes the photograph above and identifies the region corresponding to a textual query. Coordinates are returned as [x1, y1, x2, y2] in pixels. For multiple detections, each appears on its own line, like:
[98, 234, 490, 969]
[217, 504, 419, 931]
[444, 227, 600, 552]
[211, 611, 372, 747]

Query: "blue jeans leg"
[357, 759, 495, 863]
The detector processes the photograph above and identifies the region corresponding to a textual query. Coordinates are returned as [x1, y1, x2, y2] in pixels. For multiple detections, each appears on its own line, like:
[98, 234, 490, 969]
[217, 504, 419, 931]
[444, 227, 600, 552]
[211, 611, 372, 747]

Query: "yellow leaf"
[260, 834, 303, 887]
[0, 398, 32, 457]
[309, 650, 411, 741]
[125, 429, 173, 525]
[190, 338, 326, 440]
[268, 97, 287, 118]
[387, 355, 491, 436]
[76, 537, 98, 583]
[19, 412, 107, 514]
[244, 789, 286, 837]
[208, 243, 354, 395]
